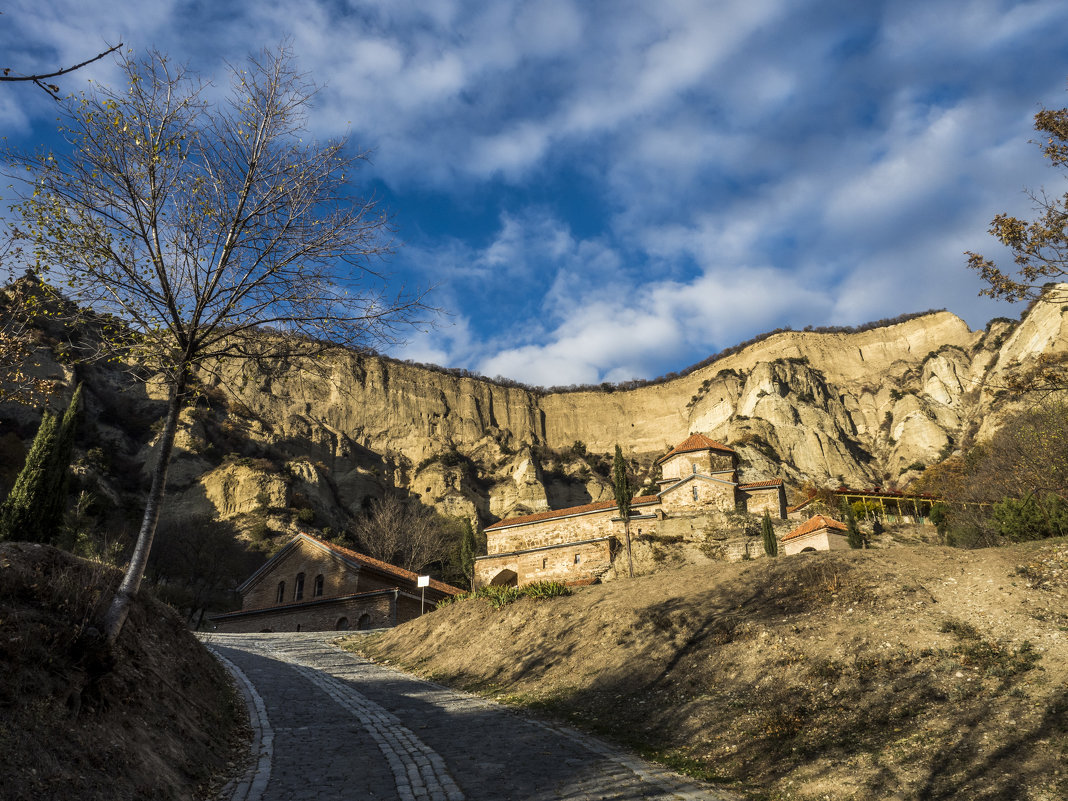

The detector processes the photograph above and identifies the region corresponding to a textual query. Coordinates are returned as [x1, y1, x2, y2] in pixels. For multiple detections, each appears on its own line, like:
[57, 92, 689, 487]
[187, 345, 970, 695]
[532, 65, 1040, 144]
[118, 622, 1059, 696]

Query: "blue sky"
[3, 0, 1068, 386]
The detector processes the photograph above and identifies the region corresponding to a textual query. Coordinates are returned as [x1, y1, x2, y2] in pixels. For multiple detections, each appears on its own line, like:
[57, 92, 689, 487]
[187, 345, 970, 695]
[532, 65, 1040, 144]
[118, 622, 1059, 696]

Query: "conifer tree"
[41, 383, 82, 538]
[761, 510, 778, 557]
[612, 444, 634, 578]
[0, 385, 82, 543]
[459, 518, 478, 589]
[0, 410, 59, 542]
[845, 504, 864, 549]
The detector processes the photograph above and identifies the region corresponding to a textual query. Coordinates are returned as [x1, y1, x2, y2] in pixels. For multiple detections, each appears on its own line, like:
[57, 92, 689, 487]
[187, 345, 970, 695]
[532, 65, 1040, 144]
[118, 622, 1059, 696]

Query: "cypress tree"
[0, 385, 83, 544]
[612, 444, 634, 578]
[846, 504, 864, 549]
[459, 518, 477, 589]
[41, 383, 82, 540]
[0, 410, 60, 542]
[761, 510, 778, 557]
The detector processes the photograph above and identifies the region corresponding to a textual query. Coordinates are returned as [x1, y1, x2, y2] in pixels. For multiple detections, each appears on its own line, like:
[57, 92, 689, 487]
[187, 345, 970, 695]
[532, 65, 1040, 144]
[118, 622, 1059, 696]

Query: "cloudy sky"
[3, 1, 1067, 386]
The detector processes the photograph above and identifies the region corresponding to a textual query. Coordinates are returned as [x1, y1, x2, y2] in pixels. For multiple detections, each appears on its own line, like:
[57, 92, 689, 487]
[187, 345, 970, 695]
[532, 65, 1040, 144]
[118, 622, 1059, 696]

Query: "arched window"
[313, 574, 324, 597]
[336, 617, 350, 630]
[276, 581, 285, 603]
[357, 613, 373, 630]
[294, 572, 305, 601]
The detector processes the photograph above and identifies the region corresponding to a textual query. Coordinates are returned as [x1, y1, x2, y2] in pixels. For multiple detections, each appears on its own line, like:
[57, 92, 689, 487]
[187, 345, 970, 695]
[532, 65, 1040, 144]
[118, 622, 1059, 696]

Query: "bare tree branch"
[1, 43, 123, 98]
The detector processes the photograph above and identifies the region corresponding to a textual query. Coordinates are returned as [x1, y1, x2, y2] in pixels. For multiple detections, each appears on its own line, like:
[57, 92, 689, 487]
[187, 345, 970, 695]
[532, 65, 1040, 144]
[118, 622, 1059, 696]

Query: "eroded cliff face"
[5, 291, 1066, 531]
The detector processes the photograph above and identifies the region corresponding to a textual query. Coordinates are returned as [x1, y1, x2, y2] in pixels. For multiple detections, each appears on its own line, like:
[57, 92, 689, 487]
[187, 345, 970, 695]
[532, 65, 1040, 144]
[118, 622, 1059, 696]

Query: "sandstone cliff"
[3, 288, 1066, 532]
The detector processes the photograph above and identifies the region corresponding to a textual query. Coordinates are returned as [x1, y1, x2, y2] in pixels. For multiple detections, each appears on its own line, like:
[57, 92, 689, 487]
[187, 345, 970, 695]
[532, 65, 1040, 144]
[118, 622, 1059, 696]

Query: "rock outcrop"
[4, 288, 1066, 530]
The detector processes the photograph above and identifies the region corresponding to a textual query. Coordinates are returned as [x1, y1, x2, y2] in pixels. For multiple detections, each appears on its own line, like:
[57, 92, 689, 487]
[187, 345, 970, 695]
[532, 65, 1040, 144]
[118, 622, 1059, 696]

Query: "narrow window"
[692, 463, 697, 474]
[276, 581, 285, 603]
[574, 554, 581, 564]
[294, 572, 305, 601]
[542, 558, 547, 569]
[314, 574, 324, 597]
[692, 485, 699, 501]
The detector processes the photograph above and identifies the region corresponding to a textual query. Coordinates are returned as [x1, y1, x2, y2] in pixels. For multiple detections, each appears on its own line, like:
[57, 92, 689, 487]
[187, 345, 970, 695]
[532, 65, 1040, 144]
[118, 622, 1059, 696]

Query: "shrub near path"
[344, 542, 1068, 801]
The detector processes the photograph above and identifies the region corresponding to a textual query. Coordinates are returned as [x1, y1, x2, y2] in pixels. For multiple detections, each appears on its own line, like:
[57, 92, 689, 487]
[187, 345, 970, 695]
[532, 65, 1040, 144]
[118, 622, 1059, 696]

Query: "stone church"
[475, 434, 787, 588]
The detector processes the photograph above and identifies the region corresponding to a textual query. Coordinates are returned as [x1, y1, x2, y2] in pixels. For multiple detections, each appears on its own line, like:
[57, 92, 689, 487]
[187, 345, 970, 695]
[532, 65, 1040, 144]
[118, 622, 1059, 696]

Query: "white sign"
[417, 575, 430, 588]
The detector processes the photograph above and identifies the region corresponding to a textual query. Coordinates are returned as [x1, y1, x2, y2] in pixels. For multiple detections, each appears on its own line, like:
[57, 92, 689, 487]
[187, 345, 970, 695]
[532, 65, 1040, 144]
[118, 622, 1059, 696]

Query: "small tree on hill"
[761, 510, 778, 557]
[612, 444, 634, 578]
[7, 46, 430, 643]
[0, 384, 81, 543]
[845, 504, 865, 549]
[458, 517, 479, 589]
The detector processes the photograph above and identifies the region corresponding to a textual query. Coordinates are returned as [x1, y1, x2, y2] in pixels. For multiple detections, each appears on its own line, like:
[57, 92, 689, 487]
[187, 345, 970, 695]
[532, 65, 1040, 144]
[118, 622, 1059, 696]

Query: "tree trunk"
[624, 519, 634, 578]
[103, 374, 186, 644]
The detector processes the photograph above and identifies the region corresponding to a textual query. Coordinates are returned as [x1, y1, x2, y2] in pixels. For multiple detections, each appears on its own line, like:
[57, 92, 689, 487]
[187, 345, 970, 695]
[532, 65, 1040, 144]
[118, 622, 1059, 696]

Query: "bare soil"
[345, 540, 1068, 801]
[0, 542, 247, 801]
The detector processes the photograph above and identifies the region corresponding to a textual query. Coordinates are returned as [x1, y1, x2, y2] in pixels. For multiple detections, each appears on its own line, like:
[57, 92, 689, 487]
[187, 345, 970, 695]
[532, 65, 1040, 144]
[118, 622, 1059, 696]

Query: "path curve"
[203, 632, 741, 801]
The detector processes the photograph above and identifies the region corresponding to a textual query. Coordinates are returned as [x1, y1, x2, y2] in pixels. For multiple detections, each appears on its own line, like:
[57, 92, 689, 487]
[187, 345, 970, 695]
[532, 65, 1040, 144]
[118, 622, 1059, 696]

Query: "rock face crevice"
[4, 292, 1066, 530]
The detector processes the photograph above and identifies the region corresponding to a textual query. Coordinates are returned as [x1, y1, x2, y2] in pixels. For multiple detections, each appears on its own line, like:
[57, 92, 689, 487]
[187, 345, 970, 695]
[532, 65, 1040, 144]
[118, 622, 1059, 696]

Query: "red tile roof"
[485, 495, 660, 531]
[655, 433, 736, 464]
[302, 534, 464, 595]
[782, 514, 848, 542]
[738, 478, 784, 490]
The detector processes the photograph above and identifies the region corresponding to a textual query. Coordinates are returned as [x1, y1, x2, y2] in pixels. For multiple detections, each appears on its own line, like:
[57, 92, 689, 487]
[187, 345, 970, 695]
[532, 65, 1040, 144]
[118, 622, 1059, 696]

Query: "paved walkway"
[203, 632, 741, 801]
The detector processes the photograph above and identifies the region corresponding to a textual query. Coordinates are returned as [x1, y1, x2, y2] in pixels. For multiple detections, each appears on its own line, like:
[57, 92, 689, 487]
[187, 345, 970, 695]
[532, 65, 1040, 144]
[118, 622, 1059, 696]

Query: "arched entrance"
[356, 613, 373, 630]
[490, 569, 518, 587]
[335, 616, 350, 630]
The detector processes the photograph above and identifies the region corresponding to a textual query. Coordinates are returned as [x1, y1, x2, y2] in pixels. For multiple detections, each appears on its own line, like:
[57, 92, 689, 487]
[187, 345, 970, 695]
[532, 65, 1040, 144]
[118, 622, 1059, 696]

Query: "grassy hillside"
[344, 541, 1068, 801]
[0, 543, 246, 801]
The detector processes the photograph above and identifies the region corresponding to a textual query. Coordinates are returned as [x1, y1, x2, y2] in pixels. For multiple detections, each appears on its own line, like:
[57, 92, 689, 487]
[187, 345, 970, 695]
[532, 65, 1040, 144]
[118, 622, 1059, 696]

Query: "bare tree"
[355, 494, 451, 574]
[6, 46, 431, 643]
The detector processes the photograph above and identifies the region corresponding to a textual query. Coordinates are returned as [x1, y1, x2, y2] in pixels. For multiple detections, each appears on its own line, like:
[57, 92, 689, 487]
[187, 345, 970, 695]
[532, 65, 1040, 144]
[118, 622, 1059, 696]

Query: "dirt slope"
[347, 541, 1068, 801]
[0, 543, 245, 801]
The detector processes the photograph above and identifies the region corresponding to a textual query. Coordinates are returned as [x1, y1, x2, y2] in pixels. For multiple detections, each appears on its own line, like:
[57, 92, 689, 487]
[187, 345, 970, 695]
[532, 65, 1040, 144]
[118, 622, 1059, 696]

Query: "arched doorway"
[335, 616, 350, 630]
[490, 569, 518, 587]
[356, 613, 373, 630]
[801, 547, 817, 553]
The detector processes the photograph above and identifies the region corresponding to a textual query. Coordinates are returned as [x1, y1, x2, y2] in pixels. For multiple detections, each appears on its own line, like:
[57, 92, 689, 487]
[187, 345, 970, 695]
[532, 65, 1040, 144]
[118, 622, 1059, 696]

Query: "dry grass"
[0, 542, 247, 801]
[343, 541, 1068, 801]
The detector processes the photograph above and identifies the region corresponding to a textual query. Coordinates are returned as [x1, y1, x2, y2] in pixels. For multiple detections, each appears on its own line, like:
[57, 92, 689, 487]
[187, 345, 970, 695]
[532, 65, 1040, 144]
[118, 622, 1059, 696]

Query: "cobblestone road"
[204, 632, 741, 801]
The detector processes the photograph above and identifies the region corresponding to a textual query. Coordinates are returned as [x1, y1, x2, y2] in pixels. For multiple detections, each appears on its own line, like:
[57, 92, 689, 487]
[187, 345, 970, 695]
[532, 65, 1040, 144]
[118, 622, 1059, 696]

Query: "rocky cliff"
[3, 288, 1066, 533]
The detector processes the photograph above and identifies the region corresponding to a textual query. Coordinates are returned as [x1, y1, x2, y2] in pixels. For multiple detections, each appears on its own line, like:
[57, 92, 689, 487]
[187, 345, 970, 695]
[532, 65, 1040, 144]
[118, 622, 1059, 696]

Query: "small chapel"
[474, 434, 787, 588]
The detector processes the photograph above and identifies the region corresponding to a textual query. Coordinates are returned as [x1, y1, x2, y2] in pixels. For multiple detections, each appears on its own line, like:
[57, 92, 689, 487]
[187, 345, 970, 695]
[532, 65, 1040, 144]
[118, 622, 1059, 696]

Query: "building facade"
[212, 533, 463, 633]
[781, 514, 850, 555]
[475, 434, 787, 588]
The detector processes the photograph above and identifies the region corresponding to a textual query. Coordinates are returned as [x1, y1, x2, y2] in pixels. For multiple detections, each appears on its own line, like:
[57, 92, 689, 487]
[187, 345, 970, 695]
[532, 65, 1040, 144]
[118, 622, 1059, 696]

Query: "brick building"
[212, 533, 463, 633]
[475, 434, 787, 588]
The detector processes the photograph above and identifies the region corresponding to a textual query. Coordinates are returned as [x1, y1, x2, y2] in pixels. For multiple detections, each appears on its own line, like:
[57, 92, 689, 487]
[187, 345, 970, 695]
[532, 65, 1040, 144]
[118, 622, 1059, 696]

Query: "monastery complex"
[475, 434, 788, 588]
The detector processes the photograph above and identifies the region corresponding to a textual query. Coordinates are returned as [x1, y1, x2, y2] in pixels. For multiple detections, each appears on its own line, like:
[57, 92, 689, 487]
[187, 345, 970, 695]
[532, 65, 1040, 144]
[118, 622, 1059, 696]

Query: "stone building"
[475, 434, 787, 588]
[212, 533, 463, 633]
[781, 514, 850, 555]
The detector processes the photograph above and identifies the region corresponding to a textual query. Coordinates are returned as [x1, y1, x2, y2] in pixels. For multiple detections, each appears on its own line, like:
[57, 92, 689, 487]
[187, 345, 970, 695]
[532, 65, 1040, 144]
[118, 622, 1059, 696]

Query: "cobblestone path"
[204, 632, 741, 801]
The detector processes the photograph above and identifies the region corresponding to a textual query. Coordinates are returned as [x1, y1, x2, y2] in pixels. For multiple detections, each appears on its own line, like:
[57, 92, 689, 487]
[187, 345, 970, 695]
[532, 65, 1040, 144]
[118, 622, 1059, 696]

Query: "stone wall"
[487, 508, 628, 555]
[243, 542, 356, 609]
[740, 486, 787, 518]
[213, 591, 396, 633]
[660, 477, 737, 512]
[661, 451, 736, 481]
[475, 538, 614, 588]
[782, 529, 850, 556]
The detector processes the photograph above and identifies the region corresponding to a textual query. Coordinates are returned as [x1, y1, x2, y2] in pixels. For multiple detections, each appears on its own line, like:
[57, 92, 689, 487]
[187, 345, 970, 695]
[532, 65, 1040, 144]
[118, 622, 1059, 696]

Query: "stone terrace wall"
[214, 592, 396, 633]
[475, 538, 614, 588]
